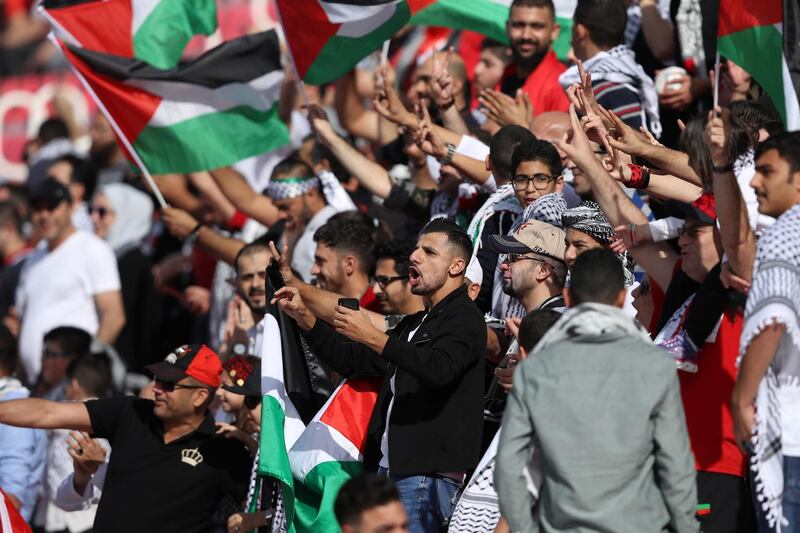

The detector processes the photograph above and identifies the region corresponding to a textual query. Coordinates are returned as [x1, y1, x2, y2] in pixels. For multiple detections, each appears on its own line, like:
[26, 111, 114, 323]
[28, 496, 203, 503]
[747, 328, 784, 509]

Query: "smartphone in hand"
[338, 298, 360, 311]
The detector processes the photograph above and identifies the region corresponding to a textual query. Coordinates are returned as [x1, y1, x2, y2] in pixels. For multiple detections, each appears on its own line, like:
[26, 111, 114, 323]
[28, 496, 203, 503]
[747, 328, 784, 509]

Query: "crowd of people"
[1, 0, 799, 531]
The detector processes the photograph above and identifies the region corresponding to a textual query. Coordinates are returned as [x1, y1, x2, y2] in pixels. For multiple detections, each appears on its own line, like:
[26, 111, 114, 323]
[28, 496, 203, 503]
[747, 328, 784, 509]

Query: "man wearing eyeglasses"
[0, 344, 252, 533]
[372, 240, 425, 323]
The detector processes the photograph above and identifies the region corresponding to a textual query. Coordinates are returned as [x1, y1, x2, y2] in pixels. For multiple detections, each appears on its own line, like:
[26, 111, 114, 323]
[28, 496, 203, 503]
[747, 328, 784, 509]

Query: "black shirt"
[85, 397, 251, 533]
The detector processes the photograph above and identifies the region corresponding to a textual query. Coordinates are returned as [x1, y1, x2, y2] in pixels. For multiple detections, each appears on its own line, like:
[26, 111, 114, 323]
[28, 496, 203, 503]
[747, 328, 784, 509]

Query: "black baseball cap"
[28, 177, 71, 209]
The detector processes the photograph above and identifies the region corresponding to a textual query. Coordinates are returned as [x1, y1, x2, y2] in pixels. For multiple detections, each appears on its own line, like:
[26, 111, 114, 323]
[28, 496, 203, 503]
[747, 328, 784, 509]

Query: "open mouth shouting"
[408, 265, 421, 287]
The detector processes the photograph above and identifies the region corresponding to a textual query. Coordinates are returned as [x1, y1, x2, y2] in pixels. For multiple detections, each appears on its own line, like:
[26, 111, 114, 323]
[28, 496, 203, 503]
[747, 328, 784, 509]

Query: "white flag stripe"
[131, 0, 161, 33]
[319, 0, 400, 22]
[289, 418, 363, 481]
[130, 70, 284, 128]
[781, 55, 800, 131]
[335, 3, 398, 38]
[260, 313, 306, 450]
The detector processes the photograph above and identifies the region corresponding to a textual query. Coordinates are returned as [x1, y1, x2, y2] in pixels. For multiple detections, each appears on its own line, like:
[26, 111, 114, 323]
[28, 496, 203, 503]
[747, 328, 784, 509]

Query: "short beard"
[511, 47, 547, 73]
[502, 281, 517, 297]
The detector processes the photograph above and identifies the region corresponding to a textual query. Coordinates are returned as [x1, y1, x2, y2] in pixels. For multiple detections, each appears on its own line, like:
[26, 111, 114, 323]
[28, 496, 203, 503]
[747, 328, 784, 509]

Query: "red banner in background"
[0, 0, 279, 185]
[0, 72, 96, 184]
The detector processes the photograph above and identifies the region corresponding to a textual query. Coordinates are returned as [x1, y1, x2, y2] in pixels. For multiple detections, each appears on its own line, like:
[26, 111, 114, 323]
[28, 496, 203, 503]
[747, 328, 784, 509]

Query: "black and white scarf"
[740, 202, 800, 531]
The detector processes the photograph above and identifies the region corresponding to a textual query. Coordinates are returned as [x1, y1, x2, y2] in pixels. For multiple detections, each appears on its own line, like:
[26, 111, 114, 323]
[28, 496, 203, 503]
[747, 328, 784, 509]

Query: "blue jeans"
[378, 468, 462, 532]
[757, 456, 800, 532]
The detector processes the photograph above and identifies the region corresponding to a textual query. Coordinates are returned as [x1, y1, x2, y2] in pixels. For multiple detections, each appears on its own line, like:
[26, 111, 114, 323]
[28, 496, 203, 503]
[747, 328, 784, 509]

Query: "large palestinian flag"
[718, 0, 800, 130]
[278, 0, 573, 84]
[289, 378, 381, 532]
[57, 30, 290, 175]
[41, 0, 216, 69]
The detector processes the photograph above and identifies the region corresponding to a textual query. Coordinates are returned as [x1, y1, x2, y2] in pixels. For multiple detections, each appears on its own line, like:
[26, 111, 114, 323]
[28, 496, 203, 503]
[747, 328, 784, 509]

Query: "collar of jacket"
[425, 283, 469, 317]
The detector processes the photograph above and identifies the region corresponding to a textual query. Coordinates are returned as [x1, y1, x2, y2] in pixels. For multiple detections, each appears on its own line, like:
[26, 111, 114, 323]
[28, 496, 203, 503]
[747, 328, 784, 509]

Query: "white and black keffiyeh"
[510, 192, 567, 232]
[740, 203, 800, 531]
[559, 45, 662, 138]
[266, 176, 320, 200]
[562, 201, 636, 287]
[467, 183, 523, 247]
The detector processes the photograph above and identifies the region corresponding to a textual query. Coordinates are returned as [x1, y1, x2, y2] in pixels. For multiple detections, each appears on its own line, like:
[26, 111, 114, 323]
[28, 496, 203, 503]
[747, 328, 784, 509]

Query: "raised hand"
[268, 241, 295, 287]
[374, 64, 415, 127]
[705, 105, 731, 169]
[479, 88, 531, 127]
[413, 103, 448, 159]
[307, 103, 336, 144]
[604, 109, 654, 159]
[431, 47, 456, 110]
[271, 286, 315, 331]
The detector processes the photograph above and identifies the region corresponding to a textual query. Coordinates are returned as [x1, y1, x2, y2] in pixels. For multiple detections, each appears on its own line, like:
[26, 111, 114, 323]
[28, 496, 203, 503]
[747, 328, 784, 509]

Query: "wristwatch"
[440, 143, 456, 165]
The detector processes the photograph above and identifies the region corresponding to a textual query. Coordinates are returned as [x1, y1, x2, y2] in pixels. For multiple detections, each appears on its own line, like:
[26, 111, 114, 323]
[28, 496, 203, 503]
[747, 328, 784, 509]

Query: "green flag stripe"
[133, 104, 289, 174]
[718, 24, 787, 125]
[132, 0, 217, 69]
[294, 460, 363, 533]
[304, 2, 410, 85]
[258, 395, 297, 532]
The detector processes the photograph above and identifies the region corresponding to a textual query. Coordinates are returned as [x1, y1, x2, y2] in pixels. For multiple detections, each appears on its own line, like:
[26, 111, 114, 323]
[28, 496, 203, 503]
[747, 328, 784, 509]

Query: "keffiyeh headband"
[561, 201, 616, 243]
[562, 201, 636, 287]
[266, 176, 320, 200]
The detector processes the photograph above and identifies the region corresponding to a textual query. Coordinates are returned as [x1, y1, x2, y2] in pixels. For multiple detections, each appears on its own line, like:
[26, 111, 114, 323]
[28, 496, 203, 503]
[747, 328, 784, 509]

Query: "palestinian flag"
[409, 0, 574, 61]
[277, 0, 409, 84]
[57, 30, 290, 175]
[41, 0, 216, 69]
[289, 378, 381, 532]
[718, 0, 800, 130]
[259, 312, 308, 532]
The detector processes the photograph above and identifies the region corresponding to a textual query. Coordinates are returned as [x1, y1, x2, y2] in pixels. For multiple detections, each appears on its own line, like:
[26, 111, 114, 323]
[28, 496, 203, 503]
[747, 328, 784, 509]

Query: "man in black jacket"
[274, 218, 486, 532]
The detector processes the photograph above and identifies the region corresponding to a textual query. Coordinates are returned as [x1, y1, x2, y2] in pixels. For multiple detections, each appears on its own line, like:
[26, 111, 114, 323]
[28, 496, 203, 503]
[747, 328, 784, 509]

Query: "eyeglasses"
[371, 275, 408, 289]
[155, 379, 206, 393]
[90, 206, 111, 218]
[504, 254, 545, 265]
[512, 173, 556, 191]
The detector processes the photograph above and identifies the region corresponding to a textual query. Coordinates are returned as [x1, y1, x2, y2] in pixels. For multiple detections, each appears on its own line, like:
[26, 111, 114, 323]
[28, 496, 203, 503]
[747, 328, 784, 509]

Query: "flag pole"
[713, 52, 721, 114]
[48, 36, 169, 208]
[273, 5, 311, 110]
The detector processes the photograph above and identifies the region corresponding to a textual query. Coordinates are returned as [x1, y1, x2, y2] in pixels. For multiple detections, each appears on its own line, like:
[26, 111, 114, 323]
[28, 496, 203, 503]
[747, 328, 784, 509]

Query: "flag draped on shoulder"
[289, 378, 381, 532]
[718, 0, 800, 130]
[41, 0, 217, 69]
[55, 30, 290, 175]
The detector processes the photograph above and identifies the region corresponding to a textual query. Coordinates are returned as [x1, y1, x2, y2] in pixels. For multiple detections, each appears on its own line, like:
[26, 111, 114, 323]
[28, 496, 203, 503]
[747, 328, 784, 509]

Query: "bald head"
[531, 112, 571, 142]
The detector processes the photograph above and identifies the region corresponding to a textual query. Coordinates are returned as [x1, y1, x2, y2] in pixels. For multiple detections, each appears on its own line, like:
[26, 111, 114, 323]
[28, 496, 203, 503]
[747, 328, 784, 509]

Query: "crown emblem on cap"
[181, 447, 203, 467]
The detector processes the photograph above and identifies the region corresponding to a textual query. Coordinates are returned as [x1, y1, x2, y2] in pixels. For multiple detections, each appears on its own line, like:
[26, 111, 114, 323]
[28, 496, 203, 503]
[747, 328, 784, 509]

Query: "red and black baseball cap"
[145, 344, 222, 388]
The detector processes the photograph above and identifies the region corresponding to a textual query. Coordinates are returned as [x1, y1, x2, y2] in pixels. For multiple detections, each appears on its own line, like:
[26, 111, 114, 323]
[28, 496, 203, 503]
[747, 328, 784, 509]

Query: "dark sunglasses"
[155, 379, 206, 393]
[371, 275, 408, 289]
[90, 206, 111, 218]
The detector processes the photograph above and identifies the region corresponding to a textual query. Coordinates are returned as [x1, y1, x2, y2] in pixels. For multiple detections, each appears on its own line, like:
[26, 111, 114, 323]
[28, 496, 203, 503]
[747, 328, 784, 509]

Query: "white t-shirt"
[16, 232, 121, 383]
